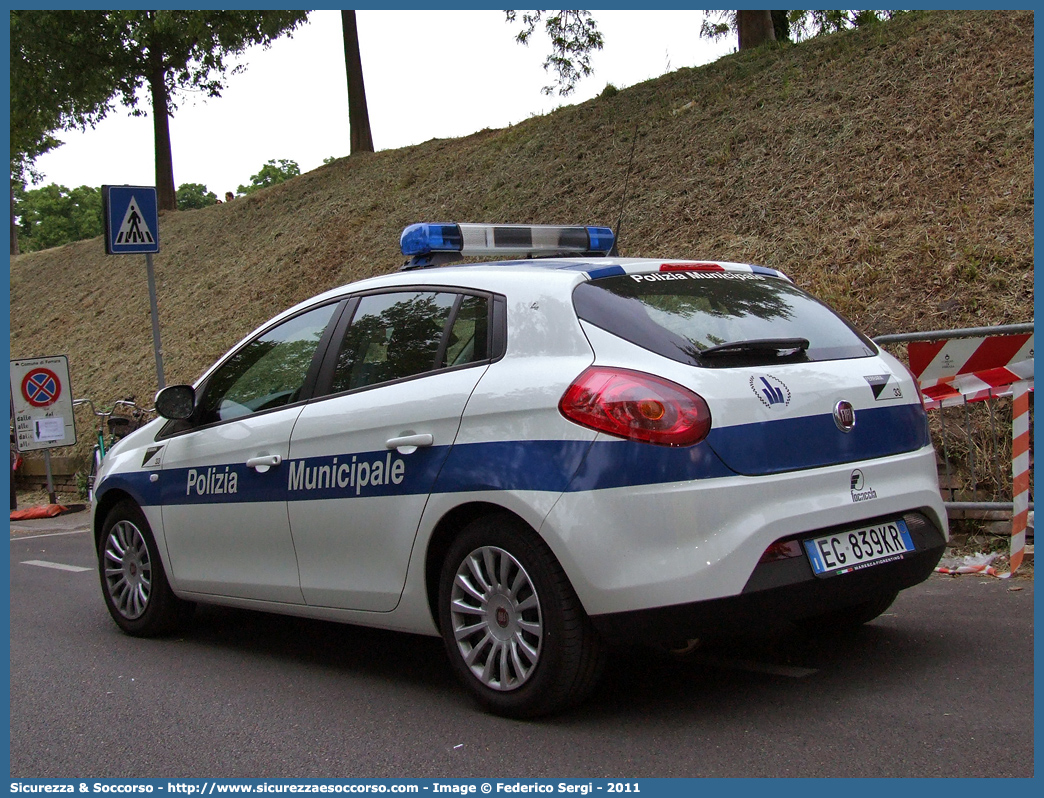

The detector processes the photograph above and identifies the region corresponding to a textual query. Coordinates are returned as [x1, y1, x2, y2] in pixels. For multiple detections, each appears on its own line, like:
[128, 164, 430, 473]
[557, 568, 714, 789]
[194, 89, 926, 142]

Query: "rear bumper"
[542, 444, 946, 615]
[589, 510, 946, 645]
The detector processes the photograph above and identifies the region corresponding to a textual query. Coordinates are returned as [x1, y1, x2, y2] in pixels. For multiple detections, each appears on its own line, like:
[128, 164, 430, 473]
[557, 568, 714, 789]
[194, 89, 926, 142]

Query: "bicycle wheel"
[87, 446, 102, 502]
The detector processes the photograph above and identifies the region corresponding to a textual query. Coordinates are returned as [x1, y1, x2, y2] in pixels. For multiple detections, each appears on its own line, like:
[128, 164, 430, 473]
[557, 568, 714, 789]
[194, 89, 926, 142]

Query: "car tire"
[438, 514, 605, 718]
[799, 588, 900, 634]
[98, 500, 194, 636]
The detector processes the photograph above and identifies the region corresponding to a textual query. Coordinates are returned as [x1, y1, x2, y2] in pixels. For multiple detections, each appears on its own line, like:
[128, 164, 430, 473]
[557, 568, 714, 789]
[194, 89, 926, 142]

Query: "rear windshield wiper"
[698, 338, 810, 360]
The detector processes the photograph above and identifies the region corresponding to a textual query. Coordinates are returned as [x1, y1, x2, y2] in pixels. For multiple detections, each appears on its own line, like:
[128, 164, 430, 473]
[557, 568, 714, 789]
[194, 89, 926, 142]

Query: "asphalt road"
[9, 522, 1034, 779]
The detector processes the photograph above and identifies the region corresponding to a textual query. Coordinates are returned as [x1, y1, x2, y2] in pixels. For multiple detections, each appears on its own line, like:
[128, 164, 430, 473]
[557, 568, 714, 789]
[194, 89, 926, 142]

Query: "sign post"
[102, 185, 165, 388]
[10, 356, 77, 504]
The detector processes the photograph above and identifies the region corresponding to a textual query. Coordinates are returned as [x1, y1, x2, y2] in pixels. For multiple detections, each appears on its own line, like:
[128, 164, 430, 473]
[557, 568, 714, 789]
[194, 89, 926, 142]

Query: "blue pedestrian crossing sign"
[103, 185, 160, 254]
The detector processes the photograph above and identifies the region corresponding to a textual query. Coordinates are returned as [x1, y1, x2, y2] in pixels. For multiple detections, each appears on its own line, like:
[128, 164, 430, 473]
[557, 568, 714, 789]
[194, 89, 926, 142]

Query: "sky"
[29, 10, 735, 197]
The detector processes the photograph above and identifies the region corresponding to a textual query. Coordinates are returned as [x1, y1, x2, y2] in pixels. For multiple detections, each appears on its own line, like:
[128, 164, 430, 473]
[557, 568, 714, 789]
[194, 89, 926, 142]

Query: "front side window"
[198, 303, 338, 424]
[330, 291, 490, 394]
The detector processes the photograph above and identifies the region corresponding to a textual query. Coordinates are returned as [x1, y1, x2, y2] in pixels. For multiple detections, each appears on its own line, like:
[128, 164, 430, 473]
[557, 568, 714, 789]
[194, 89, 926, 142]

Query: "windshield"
[573, 271, 875, 367]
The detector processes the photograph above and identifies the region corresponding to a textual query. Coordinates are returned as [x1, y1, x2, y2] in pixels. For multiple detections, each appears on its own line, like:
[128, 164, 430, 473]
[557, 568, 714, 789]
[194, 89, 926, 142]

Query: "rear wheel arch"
[434, 510, 606, 716]
[425, 502, 526, 632]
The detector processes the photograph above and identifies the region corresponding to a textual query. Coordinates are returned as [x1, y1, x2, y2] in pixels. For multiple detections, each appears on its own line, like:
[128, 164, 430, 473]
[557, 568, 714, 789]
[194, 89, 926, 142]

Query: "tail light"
[559, 367, 711, 447]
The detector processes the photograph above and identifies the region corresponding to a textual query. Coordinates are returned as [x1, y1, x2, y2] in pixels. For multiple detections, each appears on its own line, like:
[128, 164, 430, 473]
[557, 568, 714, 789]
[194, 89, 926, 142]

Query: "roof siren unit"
[400, 223, 615, 269]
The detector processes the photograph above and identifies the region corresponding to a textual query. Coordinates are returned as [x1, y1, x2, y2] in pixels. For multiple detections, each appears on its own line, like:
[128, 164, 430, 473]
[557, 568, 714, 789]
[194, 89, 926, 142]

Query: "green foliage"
[787, 9, 902, 40]
[9, 11, 123, 184]
[13, 183, 103, 252]
[505, 10, 604, 96]
[10, 11, 308, 192]
[98, 11, 309, 116]
[599, 83, 619, 99]
[76, 470, 91, 501]
[700, 12, 736, 44]
[700, 10, 904, 46]
[237, 159, 302, 195]
[176, 183, 218, 210]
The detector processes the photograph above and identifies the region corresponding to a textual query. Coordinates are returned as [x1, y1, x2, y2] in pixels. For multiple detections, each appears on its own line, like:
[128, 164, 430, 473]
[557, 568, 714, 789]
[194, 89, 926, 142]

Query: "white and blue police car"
[93, 223, 947, 717]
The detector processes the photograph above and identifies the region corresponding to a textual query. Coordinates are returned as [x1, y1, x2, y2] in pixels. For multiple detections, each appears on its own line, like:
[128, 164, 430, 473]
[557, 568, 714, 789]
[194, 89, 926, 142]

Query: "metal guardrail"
[874, 322, 1034, 345]
[873, 323, 1034, 517]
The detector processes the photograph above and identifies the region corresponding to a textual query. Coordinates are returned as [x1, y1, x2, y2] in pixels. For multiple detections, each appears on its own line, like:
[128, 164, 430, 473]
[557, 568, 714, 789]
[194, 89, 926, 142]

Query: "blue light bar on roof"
[400, 223, 463, 256]
[400, 223, 615, 260]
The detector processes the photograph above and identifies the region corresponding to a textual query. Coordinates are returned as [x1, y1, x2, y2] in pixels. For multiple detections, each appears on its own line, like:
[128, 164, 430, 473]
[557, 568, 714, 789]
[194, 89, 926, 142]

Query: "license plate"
[803, 519, 914, 578]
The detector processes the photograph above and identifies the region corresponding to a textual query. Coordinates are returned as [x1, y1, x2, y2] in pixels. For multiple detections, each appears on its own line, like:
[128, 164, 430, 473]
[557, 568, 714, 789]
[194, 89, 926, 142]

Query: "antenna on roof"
[609, 124, 640, 257]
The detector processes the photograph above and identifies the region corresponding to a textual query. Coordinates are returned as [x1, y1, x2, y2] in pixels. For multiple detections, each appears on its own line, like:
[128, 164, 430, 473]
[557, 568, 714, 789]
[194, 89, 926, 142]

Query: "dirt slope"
[9, 10, 1034, 465]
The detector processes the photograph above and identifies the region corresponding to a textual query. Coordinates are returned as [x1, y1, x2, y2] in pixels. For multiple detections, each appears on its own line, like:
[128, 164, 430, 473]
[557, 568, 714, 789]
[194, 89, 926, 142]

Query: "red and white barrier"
[909, 333, 1033, 384]
[910, 333, 1033, 410]
[919, 366, 1033, 410]
[1008, 380, 1032, 575]
[910, 334, 1033, 577]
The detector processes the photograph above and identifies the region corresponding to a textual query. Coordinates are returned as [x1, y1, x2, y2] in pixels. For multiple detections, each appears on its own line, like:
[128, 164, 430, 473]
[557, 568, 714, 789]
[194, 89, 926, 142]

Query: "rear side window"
[329, 291, 491, 394]
[573, 272, 875, 367]
[442, 294, 489, 369]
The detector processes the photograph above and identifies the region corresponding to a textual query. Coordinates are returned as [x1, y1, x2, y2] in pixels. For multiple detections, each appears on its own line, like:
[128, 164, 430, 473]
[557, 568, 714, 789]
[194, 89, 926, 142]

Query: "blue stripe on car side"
[568, 439, 734, 490]
[154, 447, 451, 506]
[432, 439, 593, 493]
[704, 403, 929, 476]
[95, 472, 163, 508]
[96, 404, 927, 508]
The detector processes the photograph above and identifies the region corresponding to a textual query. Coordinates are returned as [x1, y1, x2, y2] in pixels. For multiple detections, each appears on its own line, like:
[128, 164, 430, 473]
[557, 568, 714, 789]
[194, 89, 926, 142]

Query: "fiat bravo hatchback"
[94, 222, 947, 717]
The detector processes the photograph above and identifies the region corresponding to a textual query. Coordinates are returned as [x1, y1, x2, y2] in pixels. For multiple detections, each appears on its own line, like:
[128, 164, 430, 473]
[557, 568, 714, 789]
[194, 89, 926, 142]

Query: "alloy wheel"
[449, 545, 543, 691]
[102, 520, 153, 620]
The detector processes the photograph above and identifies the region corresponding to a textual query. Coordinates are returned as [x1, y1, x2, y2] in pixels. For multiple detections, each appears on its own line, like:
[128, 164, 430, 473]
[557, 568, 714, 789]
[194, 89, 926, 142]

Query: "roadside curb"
[9, 508, 92, 537]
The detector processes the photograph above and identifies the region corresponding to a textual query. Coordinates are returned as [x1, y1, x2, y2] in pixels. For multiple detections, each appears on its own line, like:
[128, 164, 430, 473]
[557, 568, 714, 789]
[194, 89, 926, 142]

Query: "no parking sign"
[10, 356, 77, 451]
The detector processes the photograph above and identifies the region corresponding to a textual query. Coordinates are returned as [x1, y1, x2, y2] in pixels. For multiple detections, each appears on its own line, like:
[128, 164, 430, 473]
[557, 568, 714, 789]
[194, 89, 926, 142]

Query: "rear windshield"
[573, 271, 875, 368]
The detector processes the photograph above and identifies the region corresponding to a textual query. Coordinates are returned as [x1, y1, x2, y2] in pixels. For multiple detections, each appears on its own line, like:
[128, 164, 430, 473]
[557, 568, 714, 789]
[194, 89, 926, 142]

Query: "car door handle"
[246, 454, 282, 473]
[385, 434, 433, 454]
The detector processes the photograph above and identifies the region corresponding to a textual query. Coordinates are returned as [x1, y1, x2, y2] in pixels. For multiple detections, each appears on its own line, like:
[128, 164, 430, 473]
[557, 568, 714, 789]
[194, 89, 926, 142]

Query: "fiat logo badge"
[834, 400, 856, 432]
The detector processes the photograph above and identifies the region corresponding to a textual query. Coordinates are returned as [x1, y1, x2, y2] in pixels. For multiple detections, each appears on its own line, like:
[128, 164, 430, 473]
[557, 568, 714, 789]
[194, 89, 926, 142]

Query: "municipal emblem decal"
[750, 375, 791, 409]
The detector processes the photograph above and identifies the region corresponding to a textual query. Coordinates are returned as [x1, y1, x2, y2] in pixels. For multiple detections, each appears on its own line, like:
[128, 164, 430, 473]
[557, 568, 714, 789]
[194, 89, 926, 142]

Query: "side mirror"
[154, 384, 196, 420]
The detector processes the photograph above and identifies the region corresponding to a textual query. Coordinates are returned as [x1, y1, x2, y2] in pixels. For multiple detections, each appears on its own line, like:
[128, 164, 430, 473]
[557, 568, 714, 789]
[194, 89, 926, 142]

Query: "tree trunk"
[10, 193, 19, 256]
[341, 10, 374, 154]
[737, 10, 776, 50]
[147, 44, 176, 211]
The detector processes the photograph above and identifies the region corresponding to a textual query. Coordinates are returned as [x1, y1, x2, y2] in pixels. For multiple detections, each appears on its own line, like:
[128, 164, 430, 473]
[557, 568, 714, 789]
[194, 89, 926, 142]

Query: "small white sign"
[34, 417, 67, 442]
[10, 355, 77, 452]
